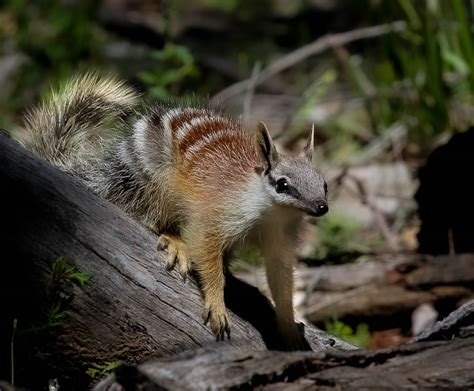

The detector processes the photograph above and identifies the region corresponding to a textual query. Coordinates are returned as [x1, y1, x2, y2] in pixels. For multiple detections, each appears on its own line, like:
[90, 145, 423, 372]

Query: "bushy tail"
[22, 72, 140, 169]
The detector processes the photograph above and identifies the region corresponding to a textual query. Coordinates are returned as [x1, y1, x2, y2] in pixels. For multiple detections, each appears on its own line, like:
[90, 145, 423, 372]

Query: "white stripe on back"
[161, 108, 183, 143]
[183, 129, 234, 159]
[174, 113, 213, 141]
[133, 117, 149, 155]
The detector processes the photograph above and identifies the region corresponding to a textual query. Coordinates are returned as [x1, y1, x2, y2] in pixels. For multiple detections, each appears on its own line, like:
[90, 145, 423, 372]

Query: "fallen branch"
[212, 22, 406, 103]
[298, 253, 474, 325]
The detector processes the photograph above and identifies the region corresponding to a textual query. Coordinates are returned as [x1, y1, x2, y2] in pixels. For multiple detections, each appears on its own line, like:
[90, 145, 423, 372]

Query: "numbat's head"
[255, 122, 328, 217]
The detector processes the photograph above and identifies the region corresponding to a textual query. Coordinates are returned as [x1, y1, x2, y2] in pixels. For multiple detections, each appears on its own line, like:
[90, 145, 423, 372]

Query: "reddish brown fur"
[177, 117, 237, 155]
[170, 110, 204, 132]
[165, 114, 261, 219]
[183, 134, 258, 179]
[167, 112, 259, 184]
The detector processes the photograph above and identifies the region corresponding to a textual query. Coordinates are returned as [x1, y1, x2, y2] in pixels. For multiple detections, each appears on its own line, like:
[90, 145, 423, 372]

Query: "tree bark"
[0, 131, 352, 387]
[94, 301, 474, 390]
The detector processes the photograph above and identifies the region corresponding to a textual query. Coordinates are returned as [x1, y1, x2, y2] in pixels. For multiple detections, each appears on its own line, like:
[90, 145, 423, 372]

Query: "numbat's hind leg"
[158, 233, 191, 281]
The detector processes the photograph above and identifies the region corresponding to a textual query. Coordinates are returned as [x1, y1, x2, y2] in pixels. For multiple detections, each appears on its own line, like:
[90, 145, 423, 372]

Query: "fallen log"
[299, 253, 474, 326]
[94, 301, 474, 390]
[0, 131, 352, 389]
[233, 252, 474, 333]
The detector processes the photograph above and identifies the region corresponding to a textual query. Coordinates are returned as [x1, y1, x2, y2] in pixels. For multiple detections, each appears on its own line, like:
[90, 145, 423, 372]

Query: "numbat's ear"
[303, 124, 315, 162]
[256, 122, 279, 173]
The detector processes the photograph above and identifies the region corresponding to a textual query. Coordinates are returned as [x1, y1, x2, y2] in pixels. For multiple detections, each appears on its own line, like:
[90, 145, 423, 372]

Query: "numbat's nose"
[315, 202, 328, 216]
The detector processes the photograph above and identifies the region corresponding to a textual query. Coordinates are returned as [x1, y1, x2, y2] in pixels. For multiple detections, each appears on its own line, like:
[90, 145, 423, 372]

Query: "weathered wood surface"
[415, 300, 474, 342]
[0, 131, 353, 381]
[94, 301, 474, 390]
[297, 253, 474, 324]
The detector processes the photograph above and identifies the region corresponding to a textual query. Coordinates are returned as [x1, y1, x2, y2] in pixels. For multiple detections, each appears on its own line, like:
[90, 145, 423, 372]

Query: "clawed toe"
[158, 234, 191, 280]
[203, 306, 231, 341]
[157, 236, 168, 252]
[165, 249, 178, 271]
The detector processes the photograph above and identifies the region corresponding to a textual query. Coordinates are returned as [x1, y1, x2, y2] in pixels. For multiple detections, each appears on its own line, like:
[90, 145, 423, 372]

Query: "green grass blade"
[453, 0, 474, 89]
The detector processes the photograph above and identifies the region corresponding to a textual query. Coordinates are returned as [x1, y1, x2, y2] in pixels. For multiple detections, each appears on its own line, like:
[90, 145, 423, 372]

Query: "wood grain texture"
[92, 300, 474, 390]
[298, 253, 474, 324]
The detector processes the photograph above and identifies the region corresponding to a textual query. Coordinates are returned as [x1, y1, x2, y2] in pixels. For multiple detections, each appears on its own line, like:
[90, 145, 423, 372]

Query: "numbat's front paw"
[282, 332, 310, 351]
[203, 304, 231, 341]
[157, 234, 191, 281]
[279, 325, 310, 351]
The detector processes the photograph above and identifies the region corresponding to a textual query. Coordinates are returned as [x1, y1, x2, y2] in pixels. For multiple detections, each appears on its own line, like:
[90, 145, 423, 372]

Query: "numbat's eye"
[275, 178, 290, 193]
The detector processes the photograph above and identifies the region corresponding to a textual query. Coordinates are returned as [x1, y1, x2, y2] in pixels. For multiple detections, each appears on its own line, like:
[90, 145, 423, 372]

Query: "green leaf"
[66, 272, 92, 287]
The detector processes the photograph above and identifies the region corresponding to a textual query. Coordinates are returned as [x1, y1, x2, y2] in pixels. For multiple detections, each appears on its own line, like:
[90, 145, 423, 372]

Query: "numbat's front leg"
[186, 227, 231, 341]
[158, 233, 191, 281]
[199, 248, 230, 340]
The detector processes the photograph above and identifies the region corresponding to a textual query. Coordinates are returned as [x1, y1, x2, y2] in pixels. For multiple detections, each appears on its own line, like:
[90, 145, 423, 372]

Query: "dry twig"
[212, 21, 406, 104]
[242, 62, 261, 128]
[348, 175, 400, 251]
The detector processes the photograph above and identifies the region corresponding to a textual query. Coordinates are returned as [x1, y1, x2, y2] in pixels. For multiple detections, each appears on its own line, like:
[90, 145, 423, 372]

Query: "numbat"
[23, 73, 328, 349]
